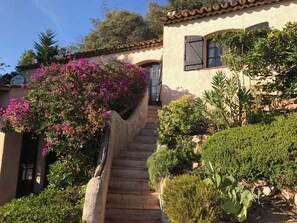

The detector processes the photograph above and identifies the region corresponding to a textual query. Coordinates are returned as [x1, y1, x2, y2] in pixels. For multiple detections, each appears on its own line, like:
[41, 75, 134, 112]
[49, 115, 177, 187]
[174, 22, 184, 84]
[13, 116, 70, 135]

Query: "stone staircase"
[105, 106, 161, 223]
[147, 106, 160, 123]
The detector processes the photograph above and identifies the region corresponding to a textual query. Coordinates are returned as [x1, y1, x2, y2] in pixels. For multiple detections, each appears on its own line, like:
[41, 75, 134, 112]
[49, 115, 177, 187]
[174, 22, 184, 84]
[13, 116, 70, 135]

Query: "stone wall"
[82, 91, 148, 223]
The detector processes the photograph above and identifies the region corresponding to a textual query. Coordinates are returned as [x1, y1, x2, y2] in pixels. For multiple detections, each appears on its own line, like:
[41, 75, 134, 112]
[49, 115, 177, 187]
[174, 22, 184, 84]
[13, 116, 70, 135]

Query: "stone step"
[134, 135, 157, 143]
[118, 149, 152, 159]
[110, 167, 149, 179]
[105, 208, 161, 221]
[128, 142, 156, 151]
[108, 189, 154, 195]
[148, 117, 158, 123]
[148, 114, 158, 119]
[134, 135, 157, 144]
[112, 158, 147, 169]
[145, 122, 158, 129]
[139, 128, 157, 136]
[106, 192, 160, 209]
[109, 177, 152, 191]
[105, 219, 161, 223]
[148, 105, 161, 110]
[148, 112, 158, 117]
[148, 109, 158, 113]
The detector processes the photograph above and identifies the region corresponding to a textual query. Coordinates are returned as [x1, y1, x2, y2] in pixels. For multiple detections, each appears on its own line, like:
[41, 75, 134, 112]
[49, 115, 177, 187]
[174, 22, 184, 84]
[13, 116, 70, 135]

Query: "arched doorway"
[141, 62, 161, 105]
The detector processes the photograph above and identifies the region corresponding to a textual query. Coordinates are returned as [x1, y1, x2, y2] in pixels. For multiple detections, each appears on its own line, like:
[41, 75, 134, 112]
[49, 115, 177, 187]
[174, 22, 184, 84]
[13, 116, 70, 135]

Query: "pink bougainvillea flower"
[42, 148, 48, 156]
[54, 125, 60, 132]
[1, 58, 147, 156]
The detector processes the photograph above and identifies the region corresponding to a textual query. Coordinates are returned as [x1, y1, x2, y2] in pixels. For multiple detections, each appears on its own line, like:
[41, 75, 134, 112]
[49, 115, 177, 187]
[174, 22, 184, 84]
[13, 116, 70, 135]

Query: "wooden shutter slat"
[184, 35, 204, 71]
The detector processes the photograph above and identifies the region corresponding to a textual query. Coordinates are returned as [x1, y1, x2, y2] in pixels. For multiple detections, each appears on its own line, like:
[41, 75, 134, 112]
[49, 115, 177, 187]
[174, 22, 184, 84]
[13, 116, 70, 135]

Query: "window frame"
[184, 29, 245, 71]
[206, 38, 224, 68]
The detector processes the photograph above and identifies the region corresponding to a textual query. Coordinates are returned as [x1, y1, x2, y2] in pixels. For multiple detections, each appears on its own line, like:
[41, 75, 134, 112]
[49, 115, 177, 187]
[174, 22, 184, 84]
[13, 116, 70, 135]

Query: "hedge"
[201, 113, 297, 186]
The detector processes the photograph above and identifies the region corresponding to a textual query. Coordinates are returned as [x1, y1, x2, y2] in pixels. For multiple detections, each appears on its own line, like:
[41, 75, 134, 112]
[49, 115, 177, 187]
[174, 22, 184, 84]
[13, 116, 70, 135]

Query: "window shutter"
[245, 22, 269, 32]
[184, 36, 204, 71]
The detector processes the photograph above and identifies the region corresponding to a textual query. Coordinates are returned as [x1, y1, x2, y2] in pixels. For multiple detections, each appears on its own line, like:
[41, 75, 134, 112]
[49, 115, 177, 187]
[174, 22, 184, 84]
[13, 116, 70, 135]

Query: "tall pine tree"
[33, 29, 59, 64]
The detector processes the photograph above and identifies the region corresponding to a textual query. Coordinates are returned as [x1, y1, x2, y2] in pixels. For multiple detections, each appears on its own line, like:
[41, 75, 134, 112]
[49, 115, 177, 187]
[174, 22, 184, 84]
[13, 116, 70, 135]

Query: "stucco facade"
[1, 0, 297, 205]
[161, 0, 297, 104]
[0, 88, 47, 205]
[88, 46, 163, 66]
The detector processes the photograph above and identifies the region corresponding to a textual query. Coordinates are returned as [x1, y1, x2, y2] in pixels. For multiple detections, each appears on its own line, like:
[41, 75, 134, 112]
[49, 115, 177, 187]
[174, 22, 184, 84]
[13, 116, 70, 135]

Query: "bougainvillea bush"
[1, 58, 147, 157]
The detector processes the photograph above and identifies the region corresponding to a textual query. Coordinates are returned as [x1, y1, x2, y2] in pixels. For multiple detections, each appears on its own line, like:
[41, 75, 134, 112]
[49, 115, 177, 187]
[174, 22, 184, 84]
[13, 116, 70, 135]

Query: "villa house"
[0, 0, 296, 207]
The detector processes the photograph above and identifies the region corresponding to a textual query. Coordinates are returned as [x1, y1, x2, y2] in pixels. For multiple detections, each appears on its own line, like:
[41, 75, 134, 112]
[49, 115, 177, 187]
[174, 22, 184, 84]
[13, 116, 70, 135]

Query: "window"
[21, 163, 34, 180]
[207, 39, 223, 68]
[184, 35, 223, 71]
[184, 23, 269, 71]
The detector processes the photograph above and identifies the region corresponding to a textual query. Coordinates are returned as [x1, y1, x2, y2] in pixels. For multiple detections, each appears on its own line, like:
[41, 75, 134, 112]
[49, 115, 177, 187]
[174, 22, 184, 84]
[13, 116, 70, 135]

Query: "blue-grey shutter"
[184, 36, 204, 71]
[245, 22, 269, 32]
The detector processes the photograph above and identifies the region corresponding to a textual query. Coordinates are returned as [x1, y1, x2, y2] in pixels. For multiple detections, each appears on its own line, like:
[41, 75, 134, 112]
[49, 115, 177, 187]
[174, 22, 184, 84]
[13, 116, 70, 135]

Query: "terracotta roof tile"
[72, 38, 163, 59]
[18, 38, 163, 71]
[162, 0, 289, 25]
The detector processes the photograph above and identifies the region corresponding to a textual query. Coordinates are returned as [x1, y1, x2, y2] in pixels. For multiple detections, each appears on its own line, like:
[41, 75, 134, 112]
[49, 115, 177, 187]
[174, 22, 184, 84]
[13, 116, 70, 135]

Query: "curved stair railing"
[82, 91, 148, 223]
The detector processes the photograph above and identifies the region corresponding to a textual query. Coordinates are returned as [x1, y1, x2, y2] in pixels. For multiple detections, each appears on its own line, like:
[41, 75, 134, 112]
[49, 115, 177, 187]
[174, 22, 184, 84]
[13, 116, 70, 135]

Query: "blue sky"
[0, 0, 167, 73]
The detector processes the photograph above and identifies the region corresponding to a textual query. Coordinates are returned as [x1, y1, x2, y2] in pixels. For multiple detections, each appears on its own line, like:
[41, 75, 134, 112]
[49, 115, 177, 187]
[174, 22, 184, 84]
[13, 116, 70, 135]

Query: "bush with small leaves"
[0, 186, 85, 223]
[147, 142, 195, 189]
[158, 96, 207, 148]
[201, 113, 297, 186]
[47, 155, 94, 189]
[162, 174, 220, 223]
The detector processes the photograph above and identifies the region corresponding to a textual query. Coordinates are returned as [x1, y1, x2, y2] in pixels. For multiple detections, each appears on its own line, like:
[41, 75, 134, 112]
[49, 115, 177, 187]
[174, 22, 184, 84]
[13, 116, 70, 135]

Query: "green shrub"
[249, 109, 280, 125]
[0, 186, 85, 223]
[147, 144, 195, 189]
[158, 96, 206, 148]
[201, 113, 297, 186]
[47, 155, 94, 189]
[163, 174, 220, 223]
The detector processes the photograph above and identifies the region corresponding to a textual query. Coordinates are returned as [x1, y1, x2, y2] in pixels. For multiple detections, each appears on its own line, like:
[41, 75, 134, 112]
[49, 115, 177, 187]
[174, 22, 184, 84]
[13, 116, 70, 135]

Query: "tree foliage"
[33, 29, 59, 64]
[144, 3, 168, 39]
[215, 22, 297, 98]
[167, 0, 228, 11]
[17, 49, 36, 66]
[0, 60, 9, 75]
[81, 10, 152, 51]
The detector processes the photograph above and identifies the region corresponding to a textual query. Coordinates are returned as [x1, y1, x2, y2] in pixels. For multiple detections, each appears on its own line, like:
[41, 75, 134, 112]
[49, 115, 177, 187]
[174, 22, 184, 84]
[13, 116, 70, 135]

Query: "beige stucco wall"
[0, 132, 23, 205]
[86, 46, 163, 66]
[162, 0, 297, 104]
[0, 88, 26, 107]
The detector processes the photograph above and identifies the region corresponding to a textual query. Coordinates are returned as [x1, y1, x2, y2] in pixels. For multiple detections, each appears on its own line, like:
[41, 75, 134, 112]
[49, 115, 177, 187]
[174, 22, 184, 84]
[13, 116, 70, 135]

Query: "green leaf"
[240, 190, 254, 208]
[221, 175, 237, 188]
[214, 173, 221, 187]
[222, 200, 242, 214]
[237, 206, 248, 222]
[203, 178, 214, 187]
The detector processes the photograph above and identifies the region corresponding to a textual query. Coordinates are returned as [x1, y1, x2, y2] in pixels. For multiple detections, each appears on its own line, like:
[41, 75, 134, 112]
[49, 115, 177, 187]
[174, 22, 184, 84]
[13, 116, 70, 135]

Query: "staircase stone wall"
[82, 91, 148, 223]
